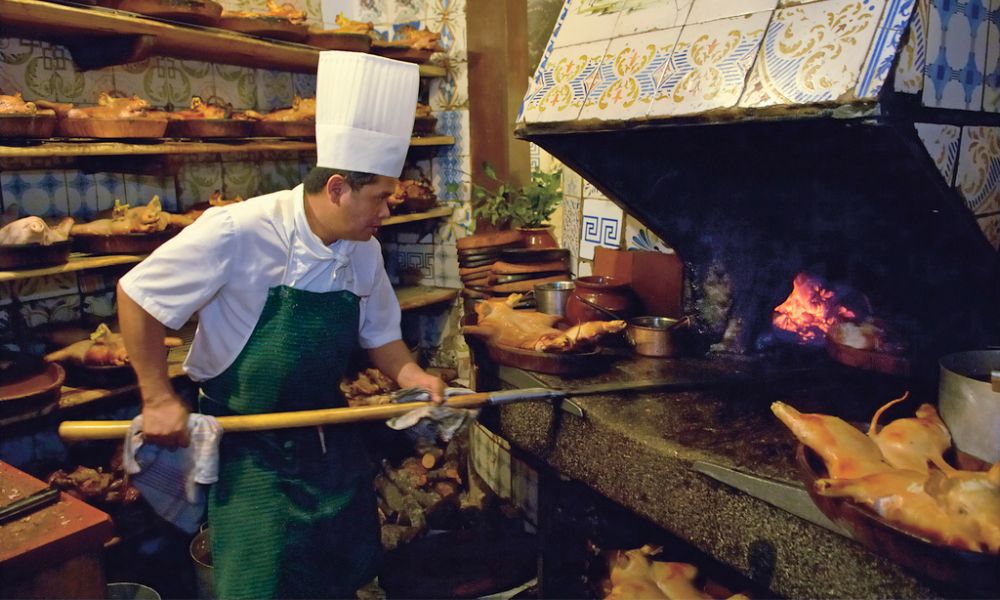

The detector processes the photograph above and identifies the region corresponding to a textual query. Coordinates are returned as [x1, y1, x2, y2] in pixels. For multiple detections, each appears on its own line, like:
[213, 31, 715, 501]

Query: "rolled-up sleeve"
[118, 209, 238, 330]
[358, 255, 401, 350]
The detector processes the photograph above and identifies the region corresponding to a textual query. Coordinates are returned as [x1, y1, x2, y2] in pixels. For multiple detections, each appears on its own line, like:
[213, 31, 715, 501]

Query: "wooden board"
[216, 15, 309, 42]
[72, 228, 180, 255]
[166, 118, 253, 138]
[252, 119, 314, 137]
[306, 29, 371, 52]
[96, 0, 223, 25]
[371, 42, 435, 63]
[58, 117, 168, 138]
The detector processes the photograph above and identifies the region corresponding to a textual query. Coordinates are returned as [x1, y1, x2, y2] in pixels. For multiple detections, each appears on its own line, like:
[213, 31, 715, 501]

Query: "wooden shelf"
[395, 285, 459, 311]
[0, 0, 446, 76]
[0, 253, 144, 283]
[382, 205, 452, 226]
[0, 136, 454, 158]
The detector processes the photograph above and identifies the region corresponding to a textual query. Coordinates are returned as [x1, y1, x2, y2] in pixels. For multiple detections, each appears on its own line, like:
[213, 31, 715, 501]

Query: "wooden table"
[0, 461, 114, 599]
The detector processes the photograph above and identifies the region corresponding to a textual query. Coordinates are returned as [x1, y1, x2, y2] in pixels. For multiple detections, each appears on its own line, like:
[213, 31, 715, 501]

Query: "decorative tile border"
[0, 37, 112, 105]
[625, 214, 672, 252]
[580, 29, 676, 122]
[915, 122, 961, 183]
[521, 39, 611, 123]
[740, 0, 886, 107]
[686, 0, 776, 24]
[650, 13, 768, 117]
[984, 0, 1000, 111]
[562, 195, 582, 268]
[977, 213, 1000, 248]
[0, 171, 69, 218]
[580, 197, 623, 259]
[856, 0, 917, 98]
[894, 0, 928, 93]
[954, 126, 1000, 212]
[922, 0, 989, 110]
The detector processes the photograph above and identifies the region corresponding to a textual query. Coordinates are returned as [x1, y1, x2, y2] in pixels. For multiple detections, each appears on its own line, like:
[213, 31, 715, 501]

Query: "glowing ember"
[772, 273, 856, 345]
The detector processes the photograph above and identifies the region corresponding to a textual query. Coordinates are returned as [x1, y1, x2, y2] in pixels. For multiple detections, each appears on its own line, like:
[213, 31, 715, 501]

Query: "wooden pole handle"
[57, 392, 493, 441]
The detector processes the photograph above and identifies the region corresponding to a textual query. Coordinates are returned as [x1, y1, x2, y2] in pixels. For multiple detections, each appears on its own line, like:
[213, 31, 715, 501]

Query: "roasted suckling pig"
[773, 398, 1000, 554]
[387, 178, 436, 212]
[391, 25, 441, 51]
[168, 96, 250, 120]
[222, 0, 306, 23]
[600, 545, 748, 600]
[415, 102, 433, 118]
[243, 96, 315, 122]
[72, 196, 193, 236]
[333, 12, 373, 34]
[183, 191, 245, 221]
[0, 91, 39, 115]
[463, 294, 626, 353]
[341, 367, 398, 407]
[0, 216, 73, 246]
[44, 323, 182, 367]
[66, 92, 164, 120]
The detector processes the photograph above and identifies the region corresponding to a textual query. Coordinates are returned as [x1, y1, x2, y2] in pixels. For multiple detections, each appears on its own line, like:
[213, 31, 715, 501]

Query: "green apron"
[200, 285, 379, 599]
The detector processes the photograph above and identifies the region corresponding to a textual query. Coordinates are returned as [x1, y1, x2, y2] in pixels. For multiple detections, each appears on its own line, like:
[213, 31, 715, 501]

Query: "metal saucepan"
[938, 350, 1000, 463]
[625, 316, 690, 358]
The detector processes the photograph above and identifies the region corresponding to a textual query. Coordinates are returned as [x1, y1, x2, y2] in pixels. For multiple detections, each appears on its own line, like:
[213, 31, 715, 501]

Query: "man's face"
[332, 175, 396, 241]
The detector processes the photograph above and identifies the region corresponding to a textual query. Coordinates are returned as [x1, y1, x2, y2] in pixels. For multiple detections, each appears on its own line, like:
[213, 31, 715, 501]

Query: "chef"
[116, 51, 446, 598]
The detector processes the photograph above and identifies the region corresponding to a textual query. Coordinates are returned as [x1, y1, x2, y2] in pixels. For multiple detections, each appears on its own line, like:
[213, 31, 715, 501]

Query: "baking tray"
[167, 118, 254, 138]
[485, 342, 611, 376]
[58, 117, 168, 138]
[0, 113, 57, 138]
[72, 228, 180, 255]
[797, 444, 999, 596]
[371, 42, 435, 64]
[0, 240, 71, 270]
[306, 29, 372, 52]
[0, 362, 64, 419]
[96, 0, 223, 25]
[217, 16, 309, 42]
[252, 120, 314, 137]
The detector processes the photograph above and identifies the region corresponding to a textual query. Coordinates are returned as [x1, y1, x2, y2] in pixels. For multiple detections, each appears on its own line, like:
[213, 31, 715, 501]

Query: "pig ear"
[149, 195, 161, 211]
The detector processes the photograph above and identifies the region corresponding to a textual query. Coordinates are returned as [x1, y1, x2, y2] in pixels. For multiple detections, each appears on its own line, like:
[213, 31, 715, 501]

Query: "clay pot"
[517, 226, 558, 249]
[565, 275, 633, 325]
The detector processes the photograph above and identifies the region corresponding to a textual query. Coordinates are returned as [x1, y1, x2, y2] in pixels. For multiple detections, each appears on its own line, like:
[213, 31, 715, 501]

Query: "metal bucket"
[534, 281, 574, 317]
[189, 527, 214, 600]
[106, 582, 161, 600]
[939, 350, 1000, 463]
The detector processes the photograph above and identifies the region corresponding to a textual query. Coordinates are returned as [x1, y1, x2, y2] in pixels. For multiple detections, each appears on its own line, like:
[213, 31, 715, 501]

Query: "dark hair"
[303, 167, 379, 194]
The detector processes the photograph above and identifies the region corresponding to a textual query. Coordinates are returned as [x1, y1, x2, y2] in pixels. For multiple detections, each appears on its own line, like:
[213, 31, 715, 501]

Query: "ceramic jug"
[565, 275, 633, 324]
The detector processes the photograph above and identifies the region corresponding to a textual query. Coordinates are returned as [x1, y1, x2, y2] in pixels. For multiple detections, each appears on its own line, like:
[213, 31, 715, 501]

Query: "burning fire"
[772, 273, 856, 345]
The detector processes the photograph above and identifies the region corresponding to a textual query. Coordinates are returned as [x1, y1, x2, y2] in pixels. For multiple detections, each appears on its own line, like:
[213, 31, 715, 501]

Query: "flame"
[773, 273, 855, 345]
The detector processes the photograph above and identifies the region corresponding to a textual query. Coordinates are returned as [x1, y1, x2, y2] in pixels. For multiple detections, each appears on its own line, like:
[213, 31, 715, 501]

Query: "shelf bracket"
[62, 34, 157, 71]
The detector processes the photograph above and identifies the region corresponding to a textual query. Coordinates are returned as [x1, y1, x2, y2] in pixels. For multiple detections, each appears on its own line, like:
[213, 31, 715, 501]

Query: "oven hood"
[515, 0, 1000, 355]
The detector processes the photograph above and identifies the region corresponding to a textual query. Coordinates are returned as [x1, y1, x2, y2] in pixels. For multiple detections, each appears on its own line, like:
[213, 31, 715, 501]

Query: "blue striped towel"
[122, 413, 222, 534]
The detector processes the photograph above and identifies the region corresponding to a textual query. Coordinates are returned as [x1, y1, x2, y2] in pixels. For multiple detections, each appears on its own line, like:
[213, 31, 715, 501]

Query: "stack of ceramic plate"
[487, 248, 571, 295]
[456, 231, 523, 300]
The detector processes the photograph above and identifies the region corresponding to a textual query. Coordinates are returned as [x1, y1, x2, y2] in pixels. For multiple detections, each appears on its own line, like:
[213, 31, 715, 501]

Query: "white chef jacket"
[118, 185, 401, 382]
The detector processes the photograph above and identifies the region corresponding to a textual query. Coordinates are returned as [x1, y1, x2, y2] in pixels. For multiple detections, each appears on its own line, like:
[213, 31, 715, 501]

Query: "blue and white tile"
[954, 126, 1000, 212]
[922, 0, 989, 110]
[625, 214, 672, 252]
[435, 202, 472, 245]
[915, 122, 961, 183]
[977, 213, 1000, 248]
[522, 39, 611, 124]
[553, 0, 621, 48]
[650, 14, 768, 117]
[125, 174, 177, 211]
[256, 69, 296, 111]
[580, 29, 675, 122]
[212, 64, 257, 110]
[856, 0, 917, 97]
[740, 0, 886, 108]
[178, 159, 224, 209]
[94, 172, 127, 214]
[580, 197, 623, 260]
[614, 0, 693, 35]
[562, 195, 582, 267]
[427, 0, 466, 59]
[19, 294, 80, 327]
[576, 258, 592, 277]
[0, 171, 68, 218]
[686, 0, 776, 24]
[395, 243, 436, 282]
[0, 38, 112, 105]
[582, 178, 605, 200]
[391, 20, 423, 41]
[894, 0, 928, 93]
[259, 159, 303, 195]
[292, 73, 317, 99]
[371, 24, 392, 42]
[221, 161, 262, 200]
[432, 243, 460, 289]
[436, 109, 470, 157]
[64, 171, 100, 221]
[428, 57, 469, 111]
[563, 165, 583, 200]
[356, 0, 387, 22]
[12, 274, 77, 302]
[983, 0, 1000, 111]
[394, 0, 423, 22]
[83, 292, 117, 318]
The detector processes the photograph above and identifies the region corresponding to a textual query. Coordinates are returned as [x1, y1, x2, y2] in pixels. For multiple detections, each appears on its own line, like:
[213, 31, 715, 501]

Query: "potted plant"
[470, 162, 562, 248]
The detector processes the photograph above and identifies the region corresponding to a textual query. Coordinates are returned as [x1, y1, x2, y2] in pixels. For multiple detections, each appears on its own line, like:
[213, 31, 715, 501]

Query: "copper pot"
[625, 316, 689, 357]
[564, 275, 632, 324]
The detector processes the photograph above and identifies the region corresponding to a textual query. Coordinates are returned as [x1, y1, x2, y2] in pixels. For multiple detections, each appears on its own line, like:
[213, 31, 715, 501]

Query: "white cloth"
[315, 51, 419, 177]
[123, 414, 223, 534]
[118, 185, 402, 381]
[385, 387, 479, 442]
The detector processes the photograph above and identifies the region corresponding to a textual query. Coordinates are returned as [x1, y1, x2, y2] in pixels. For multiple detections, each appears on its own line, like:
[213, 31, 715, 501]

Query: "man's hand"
[397, 368, 447, 405]
[141, 393, 190, 448]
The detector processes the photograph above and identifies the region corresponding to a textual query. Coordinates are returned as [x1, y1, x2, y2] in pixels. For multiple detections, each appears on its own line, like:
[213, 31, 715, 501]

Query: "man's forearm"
[367, 339, 418, 383]
[117, 283, 174, 404]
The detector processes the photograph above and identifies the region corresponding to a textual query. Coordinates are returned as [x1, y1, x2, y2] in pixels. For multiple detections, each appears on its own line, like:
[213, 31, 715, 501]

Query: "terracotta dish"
[72, 228, 181, 255]
[96, 0, 223, 25]
[412, 115, 437, 135]
[0, 112, 57, 138]
[217, 15, 309, 42]
[484, 341, 610, 376]
[371, 41, 434, 64]
[58, 117, 168, 138]
[0, 240, 71, 270]
[796, 444, 1000, 596]
[0, 361, 64, 419]
[167, 118, 253, 138]
[252, 120, 313, 137]
[305, 29, 372, 52]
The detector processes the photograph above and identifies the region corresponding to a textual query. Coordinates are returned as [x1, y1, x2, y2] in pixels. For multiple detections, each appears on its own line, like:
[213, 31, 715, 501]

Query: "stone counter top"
[488, 354, 946, 599]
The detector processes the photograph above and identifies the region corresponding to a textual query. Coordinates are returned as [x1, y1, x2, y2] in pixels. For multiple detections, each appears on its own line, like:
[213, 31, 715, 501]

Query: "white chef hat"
[315, 51, 419, 177]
